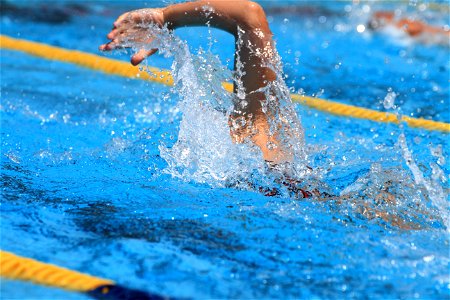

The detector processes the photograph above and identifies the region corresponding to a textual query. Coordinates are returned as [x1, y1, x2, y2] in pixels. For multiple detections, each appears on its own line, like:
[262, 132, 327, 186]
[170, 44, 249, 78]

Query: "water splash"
[118, 19, 448, 229]
[397, 133, 449, 230]
[383, 89, 397, 110]
[129, 23, 307, 189]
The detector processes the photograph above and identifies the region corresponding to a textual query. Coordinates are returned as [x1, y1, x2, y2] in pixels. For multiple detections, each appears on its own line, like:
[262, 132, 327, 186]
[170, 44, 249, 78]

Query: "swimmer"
[98, 2, 441, 225]
[368, 11, 450, 46]
[100, 0, 293, 165]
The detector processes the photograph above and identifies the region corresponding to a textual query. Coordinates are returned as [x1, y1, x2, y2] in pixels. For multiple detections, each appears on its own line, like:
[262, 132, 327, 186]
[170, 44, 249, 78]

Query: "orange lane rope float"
[1, 34, 449, 133]
[0, 250, 167, 300]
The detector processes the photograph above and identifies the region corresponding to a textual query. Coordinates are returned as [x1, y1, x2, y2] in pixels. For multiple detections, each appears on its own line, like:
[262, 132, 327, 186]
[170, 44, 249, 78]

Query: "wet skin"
[100, 1, 292, 164]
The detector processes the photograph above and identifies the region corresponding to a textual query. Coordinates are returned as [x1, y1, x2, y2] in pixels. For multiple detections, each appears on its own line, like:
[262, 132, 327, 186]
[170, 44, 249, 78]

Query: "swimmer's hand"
[99, 8, 164, 66]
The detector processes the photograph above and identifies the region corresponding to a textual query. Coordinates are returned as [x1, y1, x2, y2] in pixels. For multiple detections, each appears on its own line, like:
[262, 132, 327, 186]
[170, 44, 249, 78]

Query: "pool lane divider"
[0, 250, 168, 300]
[1, 34, 449, 133]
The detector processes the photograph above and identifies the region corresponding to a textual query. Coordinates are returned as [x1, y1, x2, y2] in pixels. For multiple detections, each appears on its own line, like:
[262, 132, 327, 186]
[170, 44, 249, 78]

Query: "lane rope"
[0, 250, 166, 300]
[1, 34, 449, 133]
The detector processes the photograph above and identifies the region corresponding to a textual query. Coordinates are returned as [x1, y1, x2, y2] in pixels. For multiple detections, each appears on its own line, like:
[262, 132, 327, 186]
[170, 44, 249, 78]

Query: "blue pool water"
[1, 1, 449, 299]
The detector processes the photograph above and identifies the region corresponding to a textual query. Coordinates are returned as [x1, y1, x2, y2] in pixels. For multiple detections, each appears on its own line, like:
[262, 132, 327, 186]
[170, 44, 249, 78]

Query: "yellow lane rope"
[0, 250, 112, 292]
[0, 35, 173, 86]
[1, 34, 449, 133]
[401, 0, 449, 12]
[355, 0, 449, 12]
[0, 250, 163, 299]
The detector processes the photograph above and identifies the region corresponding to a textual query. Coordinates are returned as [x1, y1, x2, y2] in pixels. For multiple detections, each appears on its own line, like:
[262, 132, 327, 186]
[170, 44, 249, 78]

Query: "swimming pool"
[1, 0, 449, 299]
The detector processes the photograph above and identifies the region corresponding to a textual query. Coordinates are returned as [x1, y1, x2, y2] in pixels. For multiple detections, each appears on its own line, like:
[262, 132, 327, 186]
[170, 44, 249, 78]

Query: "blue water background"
[1, 1, 449, 299]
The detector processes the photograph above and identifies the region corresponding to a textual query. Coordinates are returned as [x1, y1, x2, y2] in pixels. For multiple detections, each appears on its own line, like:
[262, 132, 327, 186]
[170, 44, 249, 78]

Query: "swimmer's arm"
[163, 0, 271, 35]
[100, 1, 284, 162]
[397, 19, 424, 36]
[100, 1, 273, 65]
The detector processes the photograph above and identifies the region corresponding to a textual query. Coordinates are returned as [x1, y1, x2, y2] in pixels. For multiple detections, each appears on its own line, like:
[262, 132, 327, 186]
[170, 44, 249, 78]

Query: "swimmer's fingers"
[107, 28, 121, 40]
[105, 21, 135, 41]
[99, 40, 126, 51]
[113, 11, 132, 28]
[100, 8, 164, 53]
[104, 14, 138, 44]
[99, 38, 135, 51]
[131, 48, 158, 66]
[100, 27, 131, 51]
[99, 42, 114, 51]
[100, 29, 151, 51]
[112, 10, 152, 30]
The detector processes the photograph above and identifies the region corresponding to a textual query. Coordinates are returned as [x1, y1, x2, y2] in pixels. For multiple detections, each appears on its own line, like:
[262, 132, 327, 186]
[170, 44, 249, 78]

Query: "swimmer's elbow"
[241, 1, 269, 31]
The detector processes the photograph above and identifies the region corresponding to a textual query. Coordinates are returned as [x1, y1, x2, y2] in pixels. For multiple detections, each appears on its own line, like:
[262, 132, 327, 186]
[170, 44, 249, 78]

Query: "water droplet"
[267, 142, 277, 150]
[423, 255, 434, 262]
[383, 91, 396, 109]
[356, 24, 366, 33]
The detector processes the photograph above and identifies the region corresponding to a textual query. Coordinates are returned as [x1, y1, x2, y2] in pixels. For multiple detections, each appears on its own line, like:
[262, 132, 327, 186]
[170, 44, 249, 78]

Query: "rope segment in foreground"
[0, 250, 166, 300]
[1, 34, 449, 133]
